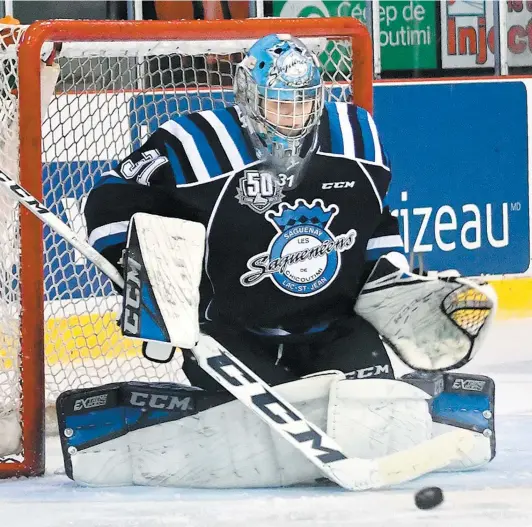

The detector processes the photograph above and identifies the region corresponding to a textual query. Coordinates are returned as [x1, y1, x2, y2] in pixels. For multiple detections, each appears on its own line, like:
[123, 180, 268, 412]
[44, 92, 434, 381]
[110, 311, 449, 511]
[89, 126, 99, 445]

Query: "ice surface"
[1, 318, 531, 527]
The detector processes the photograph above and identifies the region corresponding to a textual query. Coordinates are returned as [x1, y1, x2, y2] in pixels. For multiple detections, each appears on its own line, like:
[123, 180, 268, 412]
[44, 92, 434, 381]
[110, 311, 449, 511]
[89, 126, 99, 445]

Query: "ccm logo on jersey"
[322, 181, 355, 190]
[129, 392, 194, 411]
[73, 394, 109, 412]
[452, 379, 486, 392]
[346, 364, 390, 379]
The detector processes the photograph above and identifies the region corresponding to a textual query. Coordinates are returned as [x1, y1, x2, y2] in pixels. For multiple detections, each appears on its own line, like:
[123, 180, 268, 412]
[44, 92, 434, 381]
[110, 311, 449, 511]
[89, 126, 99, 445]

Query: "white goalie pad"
[68, 375, 474, 488]
[354, 254, 497, 371]
[69, 373, 342, 488]
[328, 378, 432, 460]
[121, 213, 206, 349]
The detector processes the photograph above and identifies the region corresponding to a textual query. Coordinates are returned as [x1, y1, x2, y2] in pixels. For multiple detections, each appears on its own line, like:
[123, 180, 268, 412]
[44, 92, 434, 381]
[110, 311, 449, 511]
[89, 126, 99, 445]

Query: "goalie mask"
[234, 34, 324, 186]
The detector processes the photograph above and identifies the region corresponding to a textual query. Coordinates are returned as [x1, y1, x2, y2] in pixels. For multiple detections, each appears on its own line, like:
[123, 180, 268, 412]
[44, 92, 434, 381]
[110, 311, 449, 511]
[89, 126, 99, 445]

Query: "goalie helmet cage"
[0, 17, 372, 477]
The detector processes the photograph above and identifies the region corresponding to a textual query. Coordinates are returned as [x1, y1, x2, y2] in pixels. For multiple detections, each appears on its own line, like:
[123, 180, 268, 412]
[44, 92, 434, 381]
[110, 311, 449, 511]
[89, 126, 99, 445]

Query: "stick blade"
[327, 429, 476, 491]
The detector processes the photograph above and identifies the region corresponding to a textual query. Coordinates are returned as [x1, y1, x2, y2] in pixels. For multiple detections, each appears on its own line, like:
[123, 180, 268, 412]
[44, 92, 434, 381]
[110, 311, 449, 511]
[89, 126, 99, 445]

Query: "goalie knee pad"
[327, 378, 433, 459]
[402, 371, 495, 471]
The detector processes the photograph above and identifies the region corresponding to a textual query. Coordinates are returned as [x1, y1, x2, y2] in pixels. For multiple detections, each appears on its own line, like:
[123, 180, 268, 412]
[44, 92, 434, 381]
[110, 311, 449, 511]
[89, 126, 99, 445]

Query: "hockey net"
[0, 17, 372, 476]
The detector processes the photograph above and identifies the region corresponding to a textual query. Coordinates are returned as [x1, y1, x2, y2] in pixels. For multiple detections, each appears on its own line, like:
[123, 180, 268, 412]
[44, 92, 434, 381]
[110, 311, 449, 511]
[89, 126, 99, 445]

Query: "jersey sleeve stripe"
[188, 112, 233, 174]
[366, 111, 384, 165]
[337, 103, 356, 159]
[347, 104, 365, 159]
[165, 130, 197, 184]
[198, 110, 246, 173]
[167, 116, 221, 179]
[355, 107, 376, 163]
[379, 138, 389, 167]
[161, 120, 211, 182]
[365, 235, 405, 262]
[164, 142, 186, 185]
[223, 107, 256, 165]
[366, 234, 404, 251]
[93, 172, 129, 189]
[325, 102, 344, 155]
[88, 220, 129, 250]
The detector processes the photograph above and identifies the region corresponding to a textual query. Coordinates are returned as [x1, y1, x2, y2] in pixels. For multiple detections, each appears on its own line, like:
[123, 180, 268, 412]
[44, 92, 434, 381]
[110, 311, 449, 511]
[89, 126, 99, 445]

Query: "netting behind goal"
[0, 17, 372, 476]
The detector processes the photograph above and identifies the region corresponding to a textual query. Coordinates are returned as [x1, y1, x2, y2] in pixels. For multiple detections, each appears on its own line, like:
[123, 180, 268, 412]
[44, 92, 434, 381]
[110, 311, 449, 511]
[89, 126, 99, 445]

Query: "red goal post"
[0, 17, 372, 478]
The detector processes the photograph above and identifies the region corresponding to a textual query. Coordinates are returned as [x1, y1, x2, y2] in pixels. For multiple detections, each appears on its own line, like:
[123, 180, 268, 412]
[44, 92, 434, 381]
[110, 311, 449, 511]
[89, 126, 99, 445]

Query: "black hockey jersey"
[85, 103, 404, 336]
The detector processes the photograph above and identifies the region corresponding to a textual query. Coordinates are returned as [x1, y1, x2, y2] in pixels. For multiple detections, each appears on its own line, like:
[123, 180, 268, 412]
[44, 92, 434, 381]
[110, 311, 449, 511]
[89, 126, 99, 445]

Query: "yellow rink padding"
[0, 280, 529, 368]
[490, 278, 532, 319]
[44, 312, 142, 366]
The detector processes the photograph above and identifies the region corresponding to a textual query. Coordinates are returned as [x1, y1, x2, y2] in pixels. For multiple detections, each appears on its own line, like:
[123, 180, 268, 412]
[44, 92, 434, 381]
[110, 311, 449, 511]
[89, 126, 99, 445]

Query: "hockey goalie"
[56, 34, 497, 489]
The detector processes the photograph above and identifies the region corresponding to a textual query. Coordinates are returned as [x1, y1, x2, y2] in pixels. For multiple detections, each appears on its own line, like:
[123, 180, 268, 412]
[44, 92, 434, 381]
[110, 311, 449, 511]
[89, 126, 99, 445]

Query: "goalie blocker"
[56, 371, 495, 487]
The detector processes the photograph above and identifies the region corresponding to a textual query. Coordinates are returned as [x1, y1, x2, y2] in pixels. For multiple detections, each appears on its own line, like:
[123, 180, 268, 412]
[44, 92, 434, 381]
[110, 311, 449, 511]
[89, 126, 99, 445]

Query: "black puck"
[414, 486, 444, 510]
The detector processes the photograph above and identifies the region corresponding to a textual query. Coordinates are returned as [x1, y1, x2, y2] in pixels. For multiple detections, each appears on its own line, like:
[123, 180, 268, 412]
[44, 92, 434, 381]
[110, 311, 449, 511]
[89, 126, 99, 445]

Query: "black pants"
[182, 315, 394, 392]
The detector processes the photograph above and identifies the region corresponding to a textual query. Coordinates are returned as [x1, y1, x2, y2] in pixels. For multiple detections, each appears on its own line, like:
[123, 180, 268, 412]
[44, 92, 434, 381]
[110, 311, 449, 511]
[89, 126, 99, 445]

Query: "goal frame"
[3, 16, 372, 478]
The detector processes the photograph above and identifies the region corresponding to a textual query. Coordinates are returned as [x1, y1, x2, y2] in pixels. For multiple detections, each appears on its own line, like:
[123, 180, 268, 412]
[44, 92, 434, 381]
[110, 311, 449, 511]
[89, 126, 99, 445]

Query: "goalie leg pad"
[57, 374, 343, 488]
[56, 381, 207, 486]
[60, 374, 467, 488]
[327, 378, 433, 459]
[402, 371, 495, 471]
[431, 372, 495, 471]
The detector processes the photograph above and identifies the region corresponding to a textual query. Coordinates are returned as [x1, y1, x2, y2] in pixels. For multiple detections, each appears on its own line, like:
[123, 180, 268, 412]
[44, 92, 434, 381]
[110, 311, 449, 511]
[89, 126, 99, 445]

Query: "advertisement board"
[375, 80, 530, 276]
[442, 0, 532, 68]
[272, 0, 437, 70]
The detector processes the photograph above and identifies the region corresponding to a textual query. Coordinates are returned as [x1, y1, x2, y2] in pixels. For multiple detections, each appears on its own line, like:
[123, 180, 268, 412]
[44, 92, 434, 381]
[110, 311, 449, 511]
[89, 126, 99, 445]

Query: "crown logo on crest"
[267, 199, 338, 232]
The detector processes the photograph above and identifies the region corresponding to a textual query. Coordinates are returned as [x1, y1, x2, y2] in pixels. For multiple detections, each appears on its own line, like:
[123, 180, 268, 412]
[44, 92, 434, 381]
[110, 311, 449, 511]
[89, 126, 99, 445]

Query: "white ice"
[1, 318, 531, 527]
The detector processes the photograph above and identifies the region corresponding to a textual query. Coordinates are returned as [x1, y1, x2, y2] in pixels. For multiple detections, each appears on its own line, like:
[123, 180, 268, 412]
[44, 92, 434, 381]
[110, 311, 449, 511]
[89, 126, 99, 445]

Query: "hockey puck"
[414, 486, 444, 510]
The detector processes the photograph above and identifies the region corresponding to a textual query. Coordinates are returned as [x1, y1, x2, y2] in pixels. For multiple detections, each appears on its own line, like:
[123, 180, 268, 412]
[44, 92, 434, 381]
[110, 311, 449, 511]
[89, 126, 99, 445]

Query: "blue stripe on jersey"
[326, 103, 344, 155]
[215, 109, 254, 165]
[93, 231, 127, 253]
[93, 174, 129, 189]
[176, 115, 221, 178]
[356, 107, 375, 163]
[165, 142, 186, 185]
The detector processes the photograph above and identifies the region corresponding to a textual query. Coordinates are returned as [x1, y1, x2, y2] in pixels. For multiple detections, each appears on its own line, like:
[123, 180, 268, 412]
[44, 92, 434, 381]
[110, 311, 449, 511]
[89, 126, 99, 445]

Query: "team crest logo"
[240, 199, 357, 296]
[236, 170, 285, 214]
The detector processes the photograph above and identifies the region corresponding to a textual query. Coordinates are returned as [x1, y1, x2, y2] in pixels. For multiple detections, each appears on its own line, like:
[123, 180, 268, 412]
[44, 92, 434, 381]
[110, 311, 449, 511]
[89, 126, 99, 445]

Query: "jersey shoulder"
[317, 101, 390, 168]
[159, 105, 258, 184]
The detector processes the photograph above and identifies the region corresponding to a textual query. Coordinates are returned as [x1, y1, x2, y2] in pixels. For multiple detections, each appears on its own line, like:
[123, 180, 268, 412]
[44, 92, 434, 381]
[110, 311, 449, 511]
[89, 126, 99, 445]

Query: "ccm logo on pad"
[129, 392, 194, 411]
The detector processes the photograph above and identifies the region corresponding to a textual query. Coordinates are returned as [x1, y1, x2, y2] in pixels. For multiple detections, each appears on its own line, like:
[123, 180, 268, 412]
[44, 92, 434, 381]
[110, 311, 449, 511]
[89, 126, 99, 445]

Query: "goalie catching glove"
[354, 253, 497, 371]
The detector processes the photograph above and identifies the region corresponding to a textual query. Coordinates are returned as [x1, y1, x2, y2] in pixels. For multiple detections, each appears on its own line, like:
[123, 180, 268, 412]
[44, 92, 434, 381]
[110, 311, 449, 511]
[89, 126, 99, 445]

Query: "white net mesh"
[0, 23, 353, 462]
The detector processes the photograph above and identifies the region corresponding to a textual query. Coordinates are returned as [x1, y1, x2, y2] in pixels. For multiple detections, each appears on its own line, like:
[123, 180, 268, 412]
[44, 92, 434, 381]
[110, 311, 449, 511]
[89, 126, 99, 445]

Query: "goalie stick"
[0, 168, 476, 490]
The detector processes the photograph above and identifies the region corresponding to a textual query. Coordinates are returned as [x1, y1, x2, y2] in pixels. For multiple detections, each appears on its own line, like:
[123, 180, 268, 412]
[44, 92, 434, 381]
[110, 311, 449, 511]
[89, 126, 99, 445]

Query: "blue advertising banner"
[374, 80, 529, 276]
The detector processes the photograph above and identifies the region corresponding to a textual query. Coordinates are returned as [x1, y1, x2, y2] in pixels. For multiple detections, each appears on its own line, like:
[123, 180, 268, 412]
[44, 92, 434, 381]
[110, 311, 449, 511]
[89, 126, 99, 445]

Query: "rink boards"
[36, 78, 532, 364]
